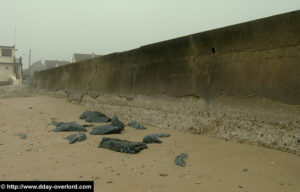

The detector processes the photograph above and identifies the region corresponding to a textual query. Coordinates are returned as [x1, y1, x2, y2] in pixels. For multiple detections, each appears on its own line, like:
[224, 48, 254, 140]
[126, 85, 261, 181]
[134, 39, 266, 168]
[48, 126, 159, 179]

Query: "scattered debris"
[147, 133, 170, 138]
[159, 172, 168, 177]
[79, 111, 111, 123]
[175, 153, 188, 167]
[51, 121, 87, 132]
[99, 137, 147, 154]
[143, 135, 162, 144]
[16, 133, 27, 139]
[64, 133, 87, 144]
[128, 120, 146, 130]
[142, 133, 170, 144]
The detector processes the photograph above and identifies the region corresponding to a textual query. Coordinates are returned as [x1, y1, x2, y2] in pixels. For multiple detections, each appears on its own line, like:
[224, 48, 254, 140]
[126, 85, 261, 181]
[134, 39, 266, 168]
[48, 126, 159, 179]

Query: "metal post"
[29, 49, 31, 68]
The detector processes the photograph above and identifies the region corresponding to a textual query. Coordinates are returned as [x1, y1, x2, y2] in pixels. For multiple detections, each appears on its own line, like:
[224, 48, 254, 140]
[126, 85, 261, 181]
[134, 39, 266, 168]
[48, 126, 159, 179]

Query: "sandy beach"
[0, 95, 299, 192]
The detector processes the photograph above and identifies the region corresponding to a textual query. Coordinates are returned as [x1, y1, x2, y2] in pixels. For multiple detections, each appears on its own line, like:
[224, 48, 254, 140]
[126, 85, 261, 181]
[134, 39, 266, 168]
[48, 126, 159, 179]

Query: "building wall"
[0, 48, 15, 63]
[33, 10, 300, 105]
[0, 63, 15, 81]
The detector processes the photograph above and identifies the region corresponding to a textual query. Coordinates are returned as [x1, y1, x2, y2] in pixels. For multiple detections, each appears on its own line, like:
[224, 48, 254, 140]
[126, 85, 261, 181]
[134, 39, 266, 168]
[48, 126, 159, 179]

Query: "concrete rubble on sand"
[64, 133, 87, 144]
[111, 116, 125, 129]
[51, 121, 87, 132]
[79, 111, 111, 123]
[143, 135, 162, 144]
[16, 133, 27, 139]
[90, 116, 125, 135]
[147, 133, 170, 138]
[175, 153, 188, 167]
[90, 124, 123, 135]
[99, 137, 148, 154]
[128, 120, 146, 130]
[142, 133, 170, 144]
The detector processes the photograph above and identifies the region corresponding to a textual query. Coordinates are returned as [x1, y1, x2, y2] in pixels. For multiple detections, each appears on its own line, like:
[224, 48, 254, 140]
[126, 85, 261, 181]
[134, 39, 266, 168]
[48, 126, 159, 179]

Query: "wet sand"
[0, 95, 299, 192]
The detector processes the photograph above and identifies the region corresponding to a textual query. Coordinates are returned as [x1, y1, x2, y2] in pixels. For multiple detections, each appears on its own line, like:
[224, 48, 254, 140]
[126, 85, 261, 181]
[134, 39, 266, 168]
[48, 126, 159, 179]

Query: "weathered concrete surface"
[33, 11, 300, 104]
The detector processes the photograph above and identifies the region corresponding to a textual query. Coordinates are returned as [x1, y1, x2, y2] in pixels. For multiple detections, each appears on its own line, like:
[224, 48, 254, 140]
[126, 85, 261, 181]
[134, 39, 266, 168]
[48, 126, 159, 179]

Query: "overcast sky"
[1, 0, 299, 69]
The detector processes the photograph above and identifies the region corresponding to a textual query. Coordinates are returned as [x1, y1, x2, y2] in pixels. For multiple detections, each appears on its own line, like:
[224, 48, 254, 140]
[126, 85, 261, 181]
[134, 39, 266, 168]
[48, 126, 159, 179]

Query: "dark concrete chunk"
[111, 116, 125, 130]
[51, 122, 87, 132]
[175, 153, 188, 167]
[89, 116, 125, 135]
[64, 133, 87, 144]
[143, 135, 162, 144]
[99, 137, 148, 154]
[142, 133, 170, 144]
[80, 111, 111, 123]
[83, 124, 94, 127]
[147, 133, 170, 138]
[128, 120, 146, 130]
[77, 132, 87, 142]
[16, 133, 27, 139]
[90, 125, 123, 135]
[64, 134, 77, 144]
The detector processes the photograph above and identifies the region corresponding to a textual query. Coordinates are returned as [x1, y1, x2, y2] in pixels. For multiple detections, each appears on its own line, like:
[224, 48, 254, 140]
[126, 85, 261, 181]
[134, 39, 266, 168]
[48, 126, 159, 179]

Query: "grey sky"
[1, 0, 299, 69]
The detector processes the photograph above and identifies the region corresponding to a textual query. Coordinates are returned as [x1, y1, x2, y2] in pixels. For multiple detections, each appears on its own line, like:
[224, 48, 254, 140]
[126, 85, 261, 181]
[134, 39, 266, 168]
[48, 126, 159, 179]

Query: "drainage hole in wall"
[212, 47, 216, 54]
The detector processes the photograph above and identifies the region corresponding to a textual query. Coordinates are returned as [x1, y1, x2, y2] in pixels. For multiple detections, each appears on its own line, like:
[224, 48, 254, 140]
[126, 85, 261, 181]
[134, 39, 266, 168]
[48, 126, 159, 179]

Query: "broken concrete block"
[175, 153, 188, 167]
[143, 135, 162, 144]
[16, 133, 27, 139]
[51, 122, 87, 132]
[128, 120, 146, 130]
[89, 116, 125, 135]
[111, 116, 125, 130]
[99, 137, 147, 154]
[64, 133, 87, 144]
[147, 133, 170, 138]
[79, 111, 111, 123]
[142, 133, 170, 144]
[90, 125, 123, 135]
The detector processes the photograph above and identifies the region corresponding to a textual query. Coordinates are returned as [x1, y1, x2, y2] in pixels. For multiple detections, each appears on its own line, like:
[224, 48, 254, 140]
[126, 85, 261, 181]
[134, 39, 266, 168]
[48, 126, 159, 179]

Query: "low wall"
[33, 11, 300, 154]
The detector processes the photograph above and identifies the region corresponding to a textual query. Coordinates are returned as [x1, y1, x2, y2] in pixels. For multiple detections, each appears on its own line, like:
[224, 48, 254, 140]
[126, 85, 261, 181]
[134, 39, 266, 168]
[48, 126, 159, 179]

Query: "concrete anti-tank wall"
[34, 10, 300, 104]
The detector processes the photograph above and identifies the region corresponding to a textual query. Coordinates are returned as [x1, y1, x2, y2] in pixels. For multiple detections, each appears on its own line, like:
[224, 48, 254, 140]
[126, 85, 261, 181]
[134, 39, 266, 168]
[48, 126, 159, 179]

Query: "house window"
[5, 66, 8, 70]
[2, 49, 12, 57]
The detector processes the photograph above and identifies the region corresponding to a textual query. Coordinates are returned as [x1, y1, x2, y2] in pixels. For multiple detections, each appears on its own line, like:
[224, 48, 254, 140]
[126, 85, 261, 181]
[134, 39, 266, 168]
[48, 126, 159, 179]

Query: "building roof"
[73, 53, 101, 62]
[0, 45, 15, 49]
[73, 53, 92, 62]
[44, 60, 70, 69]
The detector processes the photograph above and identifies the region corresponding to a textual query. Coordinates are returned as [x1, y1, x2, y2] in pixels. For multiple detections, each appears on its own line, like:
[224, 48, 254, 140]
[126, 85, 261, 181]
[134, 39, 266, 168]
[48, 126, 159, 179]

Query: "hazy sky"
[1, 0, 299, 68]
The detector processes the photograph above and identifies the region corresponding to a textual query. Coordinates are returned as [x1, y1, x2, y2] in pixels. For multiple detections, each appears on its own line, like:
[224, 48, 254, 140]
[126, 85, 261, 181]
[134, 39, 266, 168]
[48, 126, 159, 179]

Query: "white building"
[0, 45, 22, 85]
